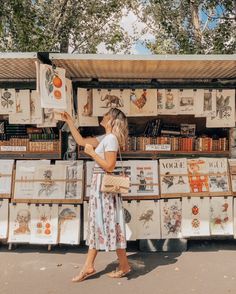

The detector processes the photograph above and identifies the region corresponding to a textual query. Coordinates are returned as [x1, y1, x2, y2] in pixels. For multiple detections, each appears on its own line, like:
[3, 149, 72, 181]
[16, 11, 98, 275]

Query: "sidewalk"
[0, 240, 236, 294]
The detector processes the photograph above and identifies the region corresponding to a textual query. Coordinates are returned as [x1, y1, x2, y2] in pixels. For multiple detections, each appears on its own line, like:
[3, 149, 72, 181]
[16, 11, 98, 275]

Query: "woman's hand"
[57, 111, 73, 123]
[84, 143, 96, 158]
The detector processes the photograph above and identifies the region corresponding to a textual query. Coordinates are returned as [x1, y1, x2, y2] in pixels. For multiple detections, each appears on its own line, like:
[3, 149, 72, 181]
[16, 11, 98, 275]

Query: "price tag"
[145, 144, 171, 151]
[0, 146, 27, 152]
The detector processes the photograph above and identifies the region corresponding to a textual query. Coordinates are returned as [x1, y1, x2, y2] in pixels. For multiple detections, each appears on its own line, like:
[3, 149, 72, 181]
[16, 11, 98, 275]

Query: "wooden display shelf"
[83, 195, 160, 201]
[161, 191, 233, 198]
[11, 198, 83, 204]
[0, 194, 11, 199]
[78, 150, 229, 159]
[0, 151, 61, 160]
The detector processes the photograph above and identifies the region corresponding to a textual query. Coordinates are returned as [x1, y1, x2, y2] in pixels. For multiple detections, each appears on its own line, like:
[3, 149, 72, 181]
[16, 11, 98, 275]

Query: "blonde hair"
[106, 108, 128, 149]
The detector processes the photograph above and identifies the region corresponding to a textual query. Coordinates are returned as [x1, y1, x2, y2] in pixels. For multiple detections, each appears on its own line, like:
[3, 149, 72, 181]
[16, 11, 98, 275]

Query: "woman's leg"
[72, 249, 98, 282]
[116, 248, 130, 272]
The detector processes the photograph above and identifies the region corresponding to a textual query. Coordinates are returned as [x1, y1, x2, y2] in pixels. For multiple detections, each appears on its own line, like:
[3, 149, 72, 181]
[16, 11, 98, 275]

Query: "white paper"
[30, 90, 43, 124]
[0, 199, 9, 239]
[122, 201, 138, 240]
[0, 160, 14, 195]
[9, 90, 31, 124]
[30, 204, 58, 244]
[58, 205, 81, 244]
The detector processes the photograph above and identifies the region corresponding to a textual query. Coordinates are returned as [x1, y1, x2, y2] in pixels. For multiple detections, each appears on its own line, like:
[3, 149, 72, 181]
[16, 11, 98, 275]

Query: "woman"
[59, 108, 131, 282]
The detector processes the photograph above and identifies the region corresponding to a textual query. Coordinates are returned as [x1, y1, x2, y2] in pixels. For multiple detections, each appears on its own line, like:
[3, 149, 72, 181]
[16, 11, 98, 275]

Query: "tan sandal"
[107, 267, 132, 278]
[72, 268, 96, 282]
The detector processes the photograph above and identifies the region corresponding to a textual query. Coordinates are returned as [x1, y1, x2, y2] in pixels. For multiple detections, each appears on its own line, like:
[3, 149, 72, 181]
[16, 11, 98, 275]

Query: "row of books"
[126, 136, 228, 152]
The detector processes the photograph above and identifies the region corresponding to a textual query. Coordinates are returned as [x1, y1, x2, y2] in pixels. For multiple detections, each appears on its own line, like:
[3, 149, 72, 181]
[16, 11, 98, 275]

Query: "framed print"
[58, 205, 81, 245]
[210, 197, 233, 235]
[157, 89, 179, 115]
[122, 201, 137, 241]
[0, 89, 16, 114]
[30, 204, 58, 244]
[160, 198, 182, 239]
[93, 89, 130, 117]
[182, 197, 210, 237]
[130, 160, 159, 197]
[136, 200, 161, 239]
[129, 89, 157, 116]
[206, 89, 235, 128]
[0, 159, 14, 197]
[0, 199, 9, 239]
[8, 203, 31, 243]
[39, 64, 67, 109]
[77, 88, 99, 127]
[9, 90, 31, 124]
[160, 158, 190, 196]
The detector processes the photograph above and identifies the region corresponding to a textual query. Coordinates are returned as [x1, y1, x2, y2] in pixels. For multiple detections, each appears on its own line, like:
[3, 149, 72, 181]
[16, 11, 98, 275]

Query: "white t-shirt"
[94, 133, 119, 166]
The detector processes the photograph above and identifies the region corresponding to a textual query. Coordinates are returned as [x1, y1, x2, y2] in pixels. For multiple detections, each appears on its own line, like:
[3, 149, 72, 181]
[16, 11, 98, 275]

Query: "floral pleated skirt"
[86, 171, 127, 251]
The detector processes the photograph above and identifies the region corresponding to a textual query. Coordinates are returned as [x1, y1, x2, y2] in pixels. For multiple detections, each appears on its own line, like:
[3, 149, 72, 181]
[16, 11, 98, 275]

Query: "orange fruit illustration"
[37, 222, 42, 228]
[54, 90, 62, 99]
[53, 76, 62, 88]
[45, 223, 51, 228]
[45, 229, 51, 235]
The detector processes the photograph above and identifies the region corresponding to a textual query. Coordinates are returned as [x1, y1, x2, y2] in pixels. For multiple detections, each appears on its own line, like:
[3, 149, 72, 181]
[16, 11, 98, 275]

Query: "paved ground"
[1, 240, 236, 294]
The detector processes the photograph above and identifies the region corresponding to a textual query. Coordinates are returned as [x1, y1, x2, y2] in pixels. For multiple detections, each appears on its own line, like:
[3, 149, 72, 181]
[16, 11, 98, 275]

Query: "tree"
[134, 0, 236, 54]
[0, 0, 135, 53]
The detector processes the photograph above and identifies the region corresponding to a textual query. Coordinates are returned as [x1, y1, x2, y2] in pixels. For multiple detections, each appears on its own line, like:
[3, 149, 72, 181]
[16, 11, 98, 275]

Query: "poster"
[77, 88, 99, 126]
[195, 89, 216, 117]
[130, 160, 159, 197]
[0, 159, 14, 196]
[157, 89, 179, 115]
[178, 89, 196, 115]
[160, 199, 182, 239]
[56, 161, 84, 200]
[187, 158, 209, 194]
[8, 203, 31, 243]
[210, 197, 233, 235]
[33, 164, 67, 199]
[129, 89, 157, 116]
[58, 205, 81, 245]
[39, 64, 67, 109]
[37, 108, 58, 128]
[30, 204, 58, 244]
[136, 200, 161, 239]
[14, 160, 50, 199]
[92, 89, 130, 117]
[0, 199, 9, 239]
[85, 161, 95, 198]
[30, 90, 43, 124]
[182, 197, 210, 237]
[0, 89, 16, 114]
[9, 90, 31, 124]
[206, 89, 235, 128]
[160, 158, 190, 195]
[229, 159, 236, 192]
[207, 158, 230, 193]
[122, 201, 137, 241]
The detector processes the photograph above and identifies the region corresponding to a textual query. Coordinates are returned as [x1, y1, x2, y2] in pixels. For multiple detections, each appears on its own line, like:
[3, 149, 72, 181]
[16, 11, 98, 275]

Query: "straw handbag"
[100, 146, 130, 195]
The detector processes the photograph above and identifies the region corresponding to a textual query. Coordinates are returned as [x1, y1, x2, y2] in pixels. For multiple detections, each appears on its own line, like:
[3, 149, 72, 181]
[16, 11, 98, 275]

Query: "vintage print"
[30, 90, 43, 124]
[9, 90, 31, 124]
[129, 89, 157, 116]
[0, 159, 14, 196]
[187, 158, 209, 194]
[157, 89, 179, 115]
[122, 201, 137, 241]
[195, 89, 216, 117]
[0, 88, 16, 114]
[179, 89, 196, 115]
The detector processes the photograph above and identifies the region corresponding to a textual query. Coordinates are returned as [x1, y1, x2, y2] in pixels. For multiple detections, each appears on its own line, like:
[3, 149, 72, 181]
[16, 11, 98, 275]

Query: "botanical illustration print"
[160, 199, 182, 239]
[92, 89, 130, 116]
[157, 89, 179, 115]
[56, 161, 84, 200]
[160, 158, 190, 195]
[179, 89, 196, 114]
[228, 159, 236, 192]
[130, 160, 159, 196]
[0, 199, 9, 239]
[77, 88, 99, 127]
[0, 160, 14, 196]
[30, 90, 43, 124]
[187, 158, 209, 194]
[0, 89, 16, 114]
[30, 204, 58, 244]
[195, 90, 216, 117]
[33, 165, 66, 199]
[206, 89, 235, 128]
[85, 161, 95, 198]
[9, 90, 31, 124]
[207, 158, 230, 193]
[8, 203, 31, 243]
[210, 197, 233, 235]
[39, 64, 67, 109]
[58, 205, 80, 245]
[182, 197, 210, 237]
[14, 160, 50, 199]
[122, 201, 137, 241]
[129, 89, 157, 116]
[136, 201, 161, 239]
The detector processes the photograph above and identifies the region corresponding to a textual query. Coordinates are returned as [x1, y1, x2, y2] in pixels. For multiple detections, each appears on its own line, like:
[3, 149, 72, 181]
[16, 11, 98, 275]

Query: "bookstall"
[0, 53, 236, 250]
